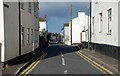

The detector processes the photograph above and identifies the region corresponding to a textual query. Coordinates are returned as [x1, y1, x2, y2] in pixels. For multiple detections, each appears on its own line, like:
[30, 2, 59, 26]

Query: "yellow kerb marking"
[77, 51, 117, 76]
[19, 54, 45, 76]
[24, 53, 47, 75]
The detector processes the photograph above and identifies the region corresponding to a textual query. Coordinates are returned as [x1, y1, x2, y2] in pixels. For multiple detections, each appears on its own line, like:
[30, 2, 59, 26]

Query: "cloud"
[39, 2, 89, 33]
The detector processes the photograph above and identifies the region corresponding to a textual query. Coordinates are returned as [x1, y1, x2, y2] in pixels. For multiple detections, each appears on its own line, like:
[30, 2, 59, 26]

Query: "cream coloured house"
[0, 0, 39, 62]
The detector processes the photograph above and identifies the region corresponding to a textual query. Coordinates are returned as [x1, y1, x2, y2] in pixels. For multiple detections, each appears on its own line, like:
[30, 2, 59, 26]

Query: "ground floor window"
[21, 27, 24, 45]
[31, 29, 33, 43]
[27, 28, 30, 44]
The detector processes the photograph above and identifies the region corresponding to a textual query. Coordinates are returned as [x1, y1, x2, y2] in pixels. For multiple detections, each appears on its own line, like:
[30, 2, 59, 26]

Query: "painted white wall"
[68, 22, 71, 45]
[64, 26, 69, 45]
[39, 21, 47, 32]
[82, 15, 90, 42]
[92, 1, 119, 47]
[72, 12, 86, 44]
[0, 0, 5, 62]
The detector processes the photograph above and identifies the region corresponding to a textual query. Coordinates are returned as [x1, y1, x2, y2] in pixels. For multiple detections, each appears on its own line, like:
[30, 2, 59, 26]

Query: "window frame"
[31, 29, 34, 43]
[27, 28, 30, 44]
[107, 8, 112, 35]
[92, 17, 94, 34]
[28, 1, 32, 13]
[99, 12, 102, 33]
[21, 27, 24, 45]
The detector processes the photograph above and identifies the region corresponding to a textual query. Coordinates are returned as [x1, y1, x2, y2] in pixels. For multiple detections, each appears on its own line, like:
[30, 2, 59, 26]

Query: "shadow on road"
[43, 43, 78, 60]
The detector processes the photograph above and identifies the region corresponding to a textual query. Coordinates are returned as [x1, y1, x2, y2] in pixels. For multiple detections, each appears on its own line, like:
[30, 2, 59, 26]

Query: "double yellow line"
[19, 53, 47, 76]
[76, 51, 117, 76]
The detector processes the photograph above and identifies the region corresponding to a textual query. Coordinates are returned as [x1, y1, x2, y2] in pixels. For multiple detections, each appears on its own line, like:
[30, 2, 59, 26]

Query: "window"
[108, 8, 112, 21]
[28, 1, 31, 13]
[99, 13, 102, 33]
[34, 2, 39, 18]
[27, 28, 30, 44]
[34, 29, 38, 43]
[20, 1, 24, 9]
[107, 8, 112, 34]
[31, 29, 33, 43]
[21, 27, 24, 45]
[36, 3, 39, 18]
[92, 17, 94, 34]
[34, 2, 36, 17]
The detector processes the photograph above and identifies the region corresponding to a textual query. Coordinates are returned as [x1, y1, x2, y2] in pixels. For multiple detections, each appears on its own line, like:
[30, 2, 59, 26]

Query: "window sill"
[99, 31, 102, 33]
[22, 44, 25, 46]
[21, 8, 24, 10]
[107, 32, 111, 35]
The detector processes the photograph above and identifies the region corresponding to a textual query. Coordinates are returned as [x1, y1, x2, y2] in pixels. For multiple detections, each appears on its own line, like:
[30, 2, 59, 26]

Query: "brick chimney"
[44, 14, 47, 21]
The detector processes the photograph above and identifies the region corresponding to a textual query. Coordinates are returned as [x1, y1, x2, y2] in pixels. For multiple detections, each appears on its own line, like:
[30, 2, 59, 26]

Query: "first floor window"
[27, 28, 30, 44]
[107, 8, 112, 34]
[20, 1, 24, 10]
[28, 1, 31, 13]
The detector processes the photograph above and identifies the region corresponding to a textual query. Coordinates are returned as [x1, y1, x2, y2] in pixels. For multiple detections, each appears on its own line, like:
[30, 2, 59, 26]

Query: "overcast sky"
[39, 2, 90, 33]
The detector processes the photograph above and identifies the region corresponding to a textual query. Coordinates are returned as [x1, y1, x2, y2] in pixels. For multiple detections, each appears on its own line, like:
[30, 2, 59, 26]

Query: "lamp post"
[88, 0, 91, 51]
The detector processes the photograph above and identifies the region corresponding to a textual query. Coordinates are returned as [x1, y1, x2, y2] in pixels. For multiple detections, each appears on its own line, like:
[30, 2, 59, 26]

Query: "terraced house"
[91, 0, 120, 60]
[0, 0, 39, 63]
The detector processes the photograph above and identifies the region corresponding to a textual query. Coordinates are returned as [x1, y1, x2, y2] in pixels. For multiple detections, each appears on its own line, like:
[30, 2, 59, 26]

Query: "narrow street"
[19, 44, 114, 75]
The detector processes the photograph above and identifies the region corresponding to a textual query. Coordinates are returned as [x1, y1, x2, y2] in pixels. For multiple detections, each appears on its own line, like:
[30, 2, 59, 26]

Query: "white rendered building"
[39, 15, 47, 35]
[64, 23, 70, 45]
[69, 12, 86, 45]
[91, 0, 120, 59]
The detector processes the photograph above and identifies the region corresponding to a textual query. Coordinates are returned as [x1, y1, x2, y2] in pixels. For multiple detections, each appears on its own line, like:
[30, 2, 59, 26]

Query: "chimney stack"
[44, 14, 47, 21]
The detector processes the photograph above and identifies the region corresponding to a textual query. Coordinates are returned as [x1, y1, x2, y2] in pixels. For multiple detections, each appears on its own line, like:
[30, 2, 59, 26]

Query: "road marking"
[78, 51, 114, 75]
[19, 54, 45, 75]
[62, 58, 65, 66]
[76, 52, 107, 74]
[25, 54, 47, 75]
[64, 70, 67, 74]
[79, 51, 82, 53]
[61, 52, 64, 57]
[77, 51, 117, 76]
[19, 53, 47, 76]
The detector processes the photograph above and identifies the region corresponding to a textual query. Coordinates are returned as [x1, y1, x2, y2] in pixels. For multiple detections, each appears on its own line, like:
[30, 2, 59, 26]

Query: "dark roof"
[39, 17, 47, 21]
[64, 23, 69, 27]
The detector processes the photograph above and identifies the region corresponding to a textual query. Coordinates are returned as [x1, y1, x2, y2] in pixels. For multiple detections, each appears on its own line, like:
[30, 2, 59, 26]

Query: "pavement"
[1, 47, 46, 76]
[80, 49, 119, 74]
[17, 44, 118, 76]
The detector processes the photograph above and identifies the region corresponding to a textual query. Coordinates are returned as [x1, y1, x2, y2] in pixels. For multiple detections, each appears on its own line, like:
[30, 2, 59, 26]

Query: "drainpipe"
[19, 1, 21, 56]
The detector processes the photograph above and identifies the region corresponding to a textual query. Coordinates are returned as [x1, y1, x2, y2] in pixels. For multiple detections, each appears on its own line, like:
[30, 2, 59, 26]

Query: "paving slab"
[1, 47, 46, 75]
